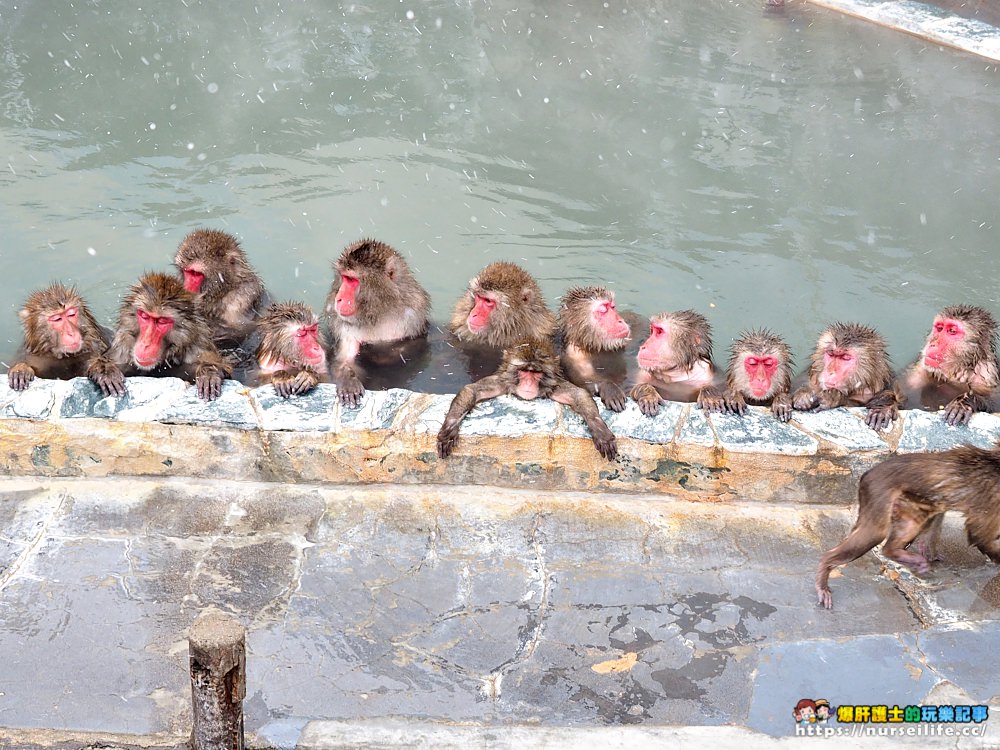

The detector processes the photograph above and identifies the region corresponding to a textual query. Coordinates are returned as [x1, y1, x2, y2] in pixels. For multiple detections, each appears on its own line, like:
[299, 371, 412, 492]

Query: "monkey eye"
[64, 307, 78, 319]
[596, 303, 609, 315]
[155, 316, 172, 328]
[745, 357, 759, 366]
[136, 309, 151, 322]
[650, 324, 663, 336]
[946, 325, 960, 336]
[47, 313, 63, 323]
[934, 322, 945, 333]
[477, 295, 497, 310]
[762, 357, 777, 368]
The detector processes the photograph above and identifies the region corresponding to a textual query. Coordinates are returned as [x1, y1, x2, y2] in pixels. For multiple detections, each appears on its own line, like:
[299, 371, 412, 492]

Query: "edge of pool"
[806, 0, 1000, 62]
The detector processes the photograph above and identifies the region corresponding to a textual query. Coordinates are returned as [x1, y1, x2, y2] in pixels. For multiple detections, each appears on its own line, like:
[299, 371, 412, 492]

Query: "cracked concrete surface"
[0, 478, 998, 749]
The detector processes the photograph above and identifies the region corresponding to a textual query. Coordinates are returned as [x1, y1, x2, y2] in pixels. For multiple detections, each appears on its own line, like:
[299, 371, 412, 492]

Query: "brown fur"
[558, 286, 631, 412]
[324, 238, 430, 407]
[255, 302, 329, 397]
[437, 337, 616, 461]
[87, 272, 231, 401]
[816, 445, 1000, 609]
[700, 328, 793, 421]
[8, 284, 108, 390]
[450, 262, 556, 348]
[792, 322, 900, 430]
[174, 228, 266, 345]
[900, 305, 999, 426]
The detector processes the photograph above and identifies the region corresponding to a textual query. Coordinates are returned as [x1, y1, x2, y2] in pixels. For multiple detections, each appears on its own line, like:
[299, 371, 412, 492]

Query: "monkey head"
[637, 310, 712, 373]
[19, 284, 89, 357]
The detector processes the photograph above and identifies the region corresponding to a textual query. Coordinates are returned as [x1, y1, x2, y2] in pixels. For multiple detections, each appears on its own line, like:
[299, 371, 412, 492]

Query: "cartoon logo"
[795, 698, 834, 724]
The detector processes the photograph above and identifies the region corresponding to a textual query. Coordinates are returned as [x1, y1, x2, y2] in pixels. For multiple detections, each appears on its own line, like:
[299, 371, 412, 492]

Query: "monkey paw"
[599, 383, 627, 413]
[865, 405, 897, 431]
[591, 427, 618, 461]
[792, 390, 818, 411]
[273, 369, 319, 398]
[697, 392, 726, 414]
[630, 384, 663, 417]
[943, 398, 973, 426]
[88, 361, 126, 398]
[817, 587, 833, 610]
[196, 371, 224, 401]
[8, 363, 35, 391]
[335, 371, 365, 408]
[772, 399, 792, 422]
[436, 427, 460, 459]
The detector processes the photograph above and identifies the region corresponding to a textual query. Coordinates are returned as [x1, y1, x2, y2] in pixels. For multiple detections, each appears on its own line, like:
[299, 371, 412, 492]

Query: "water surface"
[1, 0, 998, 389]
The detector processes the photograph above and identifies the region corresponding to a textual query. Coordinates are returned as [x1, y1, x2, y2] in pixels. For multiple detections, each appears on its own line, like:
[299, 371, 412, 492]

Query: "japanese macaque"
[325, 238, 430, 407]
[437, 337, 617, 461]
[87, 272, 231, 401]
[630, 310, 717, 416]
[557, 286, 632, 412]
[7, 283, 109, 390]
[899, 305, 999, 426]
[174, 228, 267, 348]
[253, 302, 328, 397]
[698, 329, 794, 422]
[792, 323, 900, 431]
[815, 445, 1000, 609]
[450, 262, 557, 378]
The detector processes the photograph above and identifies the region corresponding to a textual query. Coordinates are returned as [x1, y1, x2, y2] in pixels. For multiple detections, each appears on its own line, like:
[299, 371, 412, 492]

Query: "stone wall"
[1, 377, 997, 504]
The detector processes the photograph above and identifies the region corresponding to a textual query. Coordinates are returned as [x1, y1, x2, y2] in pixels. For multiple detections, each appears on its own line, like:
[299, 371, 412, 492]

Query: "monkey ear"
[521, 286, 534, 304]
[385, 256, 398, 282]
[17, 308, 29, 322]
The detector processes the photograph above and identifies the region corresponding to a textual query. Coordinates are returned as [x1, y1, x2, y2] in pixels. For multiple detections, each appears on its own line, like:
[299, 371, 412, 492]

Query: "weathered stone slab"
[897, 409, 1000, 453]
[157, 380, 257, 429]
[339, 388, 414, 432]
[791, 408, 888, 451]
[677, 404, 715, 448]
[59, 376, 188, 420]
[918, 622, 1000, 700]
[252, 384, 339, 432]
[3, 380, 61, 420]
[708, 408, 818, 455]
[604, 401, 682, 444]
[414, 394, 559, 437]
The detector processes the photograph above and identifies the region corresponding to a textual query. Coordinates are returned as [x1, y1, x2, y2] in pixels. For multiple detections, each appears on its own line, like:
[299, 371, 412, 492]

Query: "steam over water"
[1, 0, 998, 389]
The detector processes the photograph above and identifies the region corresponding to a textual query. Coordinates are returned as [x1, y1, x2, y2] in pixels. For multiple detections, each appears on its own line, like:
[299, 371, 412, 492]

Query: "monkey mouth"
[923, 354, 943, 369]
[134, 356, 159, 370]
[750, 385, 770, 398]
[182, 268, 205, 293]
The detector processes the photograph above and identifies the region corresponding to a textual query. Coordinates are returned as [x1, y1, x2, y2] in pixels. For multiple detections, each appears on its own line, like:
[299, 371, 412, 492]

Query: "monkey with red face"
[437, 337, 617, 461]
[897, 305, 999, 426]
[174, 229, 268, 351]
[8, 283, 110, 390]
[630, 310, 717, 416]
[253, 302, 329, 397]
[325, 238, 430, 407]
[558, 286, 633, 412]
[792, 322, 900, 430]
[87, 272, 231, 401]
[699, 329, 794, 421]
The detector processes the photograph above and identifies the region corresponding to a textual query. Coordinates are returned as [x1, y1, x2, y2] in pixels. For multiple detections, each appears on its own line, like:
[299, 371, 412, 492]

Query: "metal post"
[189, 610, 246, 750]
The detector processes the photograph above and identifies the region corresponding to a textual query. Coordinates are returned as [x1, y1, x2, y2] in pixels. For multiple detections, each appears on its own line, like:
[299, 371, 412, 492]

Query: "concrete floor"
[0, 478, 998, 748]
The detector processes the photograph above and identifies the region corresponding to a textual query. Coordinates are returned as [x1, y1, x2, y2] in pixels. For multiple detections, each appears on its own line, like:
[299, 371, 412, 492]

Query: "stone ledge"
[1, 377, 997, 503]
[806, 0, 1000, 62]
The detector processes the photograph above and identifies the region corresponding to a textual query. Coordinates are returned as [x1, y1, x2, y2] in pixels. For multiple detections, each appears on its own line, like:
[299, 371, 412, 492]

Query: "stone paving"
[0, 478, 998, 749]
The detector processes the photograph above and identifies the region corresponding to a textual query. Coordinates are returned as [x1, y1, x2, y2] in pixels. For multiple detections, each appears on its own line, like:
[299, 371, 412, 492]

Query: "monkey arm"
[437, 376, 507, 458]
[550, 382, 618, 461]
